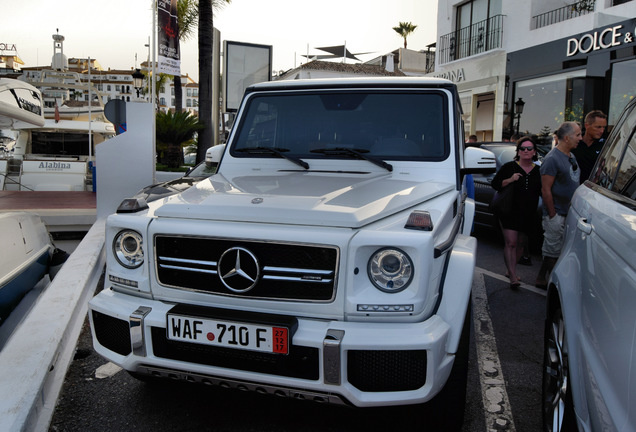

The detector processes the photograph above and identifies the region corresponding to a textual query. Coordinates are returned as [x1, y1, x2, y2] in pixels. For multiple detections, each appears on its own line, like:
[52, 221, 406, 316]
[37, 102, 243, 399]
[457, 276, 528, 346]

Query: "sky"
[3, 0, 438, 82]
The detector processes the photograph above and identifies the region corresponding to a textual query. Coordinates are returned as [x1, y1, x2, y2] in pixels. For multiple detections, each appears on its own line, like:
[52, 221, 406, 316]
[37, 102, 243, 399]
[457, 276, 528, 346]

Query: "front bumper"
[89, 288, 460, 407]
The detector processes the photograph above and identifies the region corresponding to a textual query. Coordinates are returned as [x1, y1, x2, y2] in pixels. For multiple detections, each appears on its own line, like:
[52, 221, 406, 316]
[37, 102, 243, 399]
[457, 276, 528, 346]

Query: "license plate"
[166, 314, 289, 354]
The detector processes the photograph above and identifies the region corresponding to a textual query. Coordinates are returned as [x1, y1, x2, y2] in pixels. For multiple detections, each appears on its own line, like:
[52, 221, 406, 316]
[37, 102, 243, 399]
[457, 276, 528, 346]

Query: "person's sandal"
[518, 256, 533, 266]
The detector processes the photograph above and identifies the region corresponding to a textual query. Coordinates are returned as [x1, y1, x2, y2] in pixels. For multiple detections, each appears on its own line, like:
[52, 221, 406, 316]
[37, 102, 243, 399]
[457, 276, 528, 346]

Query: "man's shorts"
[542, 214, 566, 258]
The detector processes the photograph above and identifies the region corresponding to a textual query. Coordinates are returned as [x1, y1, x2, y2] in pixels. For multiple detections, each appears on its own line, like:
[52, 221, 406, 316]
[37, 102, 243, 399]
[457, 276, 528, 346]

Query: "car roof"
[245, 77, 456, 93]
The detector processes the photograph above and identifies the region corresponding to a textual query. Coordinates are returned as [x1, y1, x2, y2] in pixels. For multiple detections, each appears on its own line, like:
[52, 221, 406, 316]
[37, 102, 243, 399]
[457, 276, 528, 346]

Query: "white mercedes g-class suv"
[89, 77, 495, 410]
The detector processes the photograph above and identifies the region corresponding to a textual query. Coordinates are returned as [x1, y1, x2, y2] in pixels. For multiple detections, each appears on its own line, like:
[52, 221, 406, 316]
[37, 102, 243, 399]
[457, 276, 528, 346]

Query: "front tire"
[542, 306, 576, 431]
[428, 301, 471, 431]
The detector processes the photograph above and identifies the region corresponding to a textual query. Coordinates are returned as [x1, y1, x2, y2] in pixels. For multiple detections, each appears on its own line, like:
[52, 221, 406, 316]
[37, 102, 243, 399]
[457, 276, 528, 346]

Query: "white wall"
[96, 102, 154, 219]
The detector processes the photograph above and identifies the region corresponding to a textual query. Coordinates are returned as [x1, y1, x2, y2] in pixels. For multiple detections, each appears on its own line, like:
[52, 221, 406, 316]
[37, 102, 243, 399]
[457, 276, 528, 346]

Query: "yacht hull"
[0, 249, 49, 324]
[0, 212, 52, 325]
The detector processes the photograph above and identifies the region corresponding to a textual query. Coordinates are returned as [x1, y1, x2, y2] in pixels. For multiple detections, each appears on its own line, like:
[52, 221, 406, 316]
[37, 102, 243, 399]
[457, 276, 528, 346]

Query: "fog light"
[357, 304, 414, 312]
[108, 274, 139, 288]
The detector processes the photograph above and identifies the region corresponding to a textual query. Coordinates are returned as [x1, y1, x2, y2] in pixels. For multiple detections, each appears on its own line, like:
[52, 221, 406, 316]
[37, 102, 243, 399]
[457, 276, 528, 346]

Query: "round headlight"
[367, 248, 413, 293]
[113, 230, 144, 268]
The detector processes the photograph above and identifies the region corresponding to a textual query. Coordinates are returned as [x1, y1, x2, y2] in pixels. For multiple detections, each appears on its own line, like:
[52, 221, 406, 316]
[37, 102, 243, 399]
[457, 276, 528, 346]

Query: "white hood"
[153, 171, 454, 228]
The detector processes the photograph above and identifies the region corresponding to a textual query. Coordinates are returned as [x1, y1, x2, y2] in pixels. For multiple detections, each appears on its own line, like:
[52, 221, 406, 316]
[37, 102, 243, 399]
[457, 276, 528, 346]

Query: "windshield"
[187, 161, 218, 177]
[231, 91, 449, 162]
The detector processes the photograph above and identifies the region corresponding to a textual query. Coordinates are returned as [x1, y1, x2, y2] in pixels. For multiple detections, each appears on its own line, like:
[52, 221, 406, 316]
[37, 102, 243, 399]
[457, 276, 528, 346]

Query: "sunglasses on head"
[519, 146, 534, 152]
[569, 157, 578, 171]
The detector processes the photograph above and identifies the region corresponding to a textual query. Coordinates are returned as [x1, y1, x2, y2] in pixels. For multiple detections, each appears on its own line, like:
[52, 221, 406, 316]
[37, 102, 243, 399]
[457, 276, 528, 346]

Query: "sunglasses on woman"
[519, 146, 534, 151]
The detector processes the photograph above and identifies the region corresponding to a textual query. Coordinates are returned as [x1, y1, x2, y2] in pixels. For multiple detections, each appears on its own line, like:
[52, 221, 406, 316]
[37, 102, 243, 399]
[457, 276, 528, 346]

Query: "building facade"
[277, 58, 407, 80]
[364, 48, 436, 76]
[0, 43, 25, 78]
[433, 0, 636, 141]
[21, 60, 199, 115]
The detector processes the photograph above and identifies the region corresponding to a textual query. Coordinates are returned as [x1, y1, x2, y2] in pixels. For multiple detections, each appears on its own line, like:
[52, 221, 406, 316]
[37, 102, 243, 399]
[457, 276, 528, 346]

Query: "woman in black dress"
[491, 136, 542, 288]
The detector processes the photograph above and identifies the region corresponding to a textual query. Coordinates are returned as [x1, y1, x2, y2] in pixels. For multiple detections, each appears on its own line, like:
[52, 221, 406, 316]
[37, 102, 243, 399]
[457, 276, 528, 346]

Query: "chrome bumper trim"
[130, 306, 152, 357]
[323, 329, 345, 385]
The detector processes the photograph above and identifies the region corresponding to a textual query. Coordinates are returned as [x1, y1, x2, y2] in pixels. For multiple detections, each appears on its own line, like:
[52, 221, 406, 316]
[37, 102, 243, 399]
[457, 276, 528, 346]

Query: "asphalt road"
[49, 225, 548, 432]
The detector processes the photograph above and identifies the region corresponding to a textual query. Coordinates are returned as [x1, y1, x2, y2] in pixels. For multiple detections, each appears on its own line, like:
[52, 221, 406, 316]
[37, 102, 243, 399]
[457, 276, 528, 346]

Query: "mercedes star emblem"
[218, 247, 260, 293]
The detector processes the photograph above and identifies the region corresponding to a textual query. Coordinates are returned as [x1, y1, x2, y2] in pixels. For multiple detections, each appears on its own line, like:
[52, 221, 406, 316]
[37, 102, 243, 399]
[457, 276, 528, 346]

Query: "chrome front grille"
[155, 236, 339, 301]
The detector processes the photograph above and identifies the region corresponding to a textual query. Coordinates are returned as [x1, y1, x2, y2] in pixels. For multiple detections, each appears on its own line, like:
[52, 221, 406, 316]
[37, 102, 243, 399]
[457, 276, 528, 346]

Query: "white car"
[89, 78, 495, 424]
[543, 97, 636, 432]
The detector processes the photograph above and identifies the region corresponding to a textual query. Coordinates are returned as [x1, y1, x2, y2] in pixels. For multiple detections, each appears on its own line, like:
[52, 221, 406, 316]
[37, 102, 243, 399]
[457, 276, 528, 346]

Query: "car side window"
[611, 132, 636, 200]
[592, 103, 636, 189]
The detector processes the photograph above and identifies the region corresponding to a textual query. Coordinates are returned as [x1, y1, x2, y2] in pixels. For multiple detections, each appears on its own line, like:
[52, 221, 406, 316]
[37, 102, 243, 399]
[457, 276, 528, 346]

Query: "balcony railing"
[438, 15, 504, 65]
[533, 1, 596, 29]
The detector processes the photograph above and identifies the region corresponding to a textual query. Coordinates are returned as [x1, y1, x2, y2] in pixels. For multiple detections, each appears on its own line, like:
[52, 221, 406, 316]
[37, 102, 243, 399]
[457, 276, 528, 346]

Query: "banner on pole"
[158, 0, 180, 76]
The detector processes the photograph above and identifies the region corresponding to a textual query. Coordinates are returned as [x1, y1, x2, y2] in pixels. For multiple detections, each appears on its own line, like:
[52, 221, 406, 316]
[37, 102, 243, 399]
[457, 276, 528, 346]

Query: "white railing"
[0, 219, 106, 431]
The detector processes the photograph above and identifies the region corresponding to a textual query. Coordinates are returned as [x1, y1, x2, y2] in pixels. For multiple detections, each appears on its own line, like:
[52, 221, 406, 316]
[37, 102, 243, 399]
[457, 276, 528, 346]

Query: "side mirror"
[205, 144, 226, 164]
[461, 147, 496, 175]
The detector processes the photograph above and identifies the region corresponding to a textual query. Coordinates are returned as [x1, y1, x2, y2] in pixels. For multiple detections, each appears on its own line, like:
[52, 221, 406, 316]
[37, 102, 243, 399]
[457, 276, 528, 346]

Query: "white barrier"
[0, 102, 153, 431]
[0, 159, 7, 190]
[0, 218, 106, 431]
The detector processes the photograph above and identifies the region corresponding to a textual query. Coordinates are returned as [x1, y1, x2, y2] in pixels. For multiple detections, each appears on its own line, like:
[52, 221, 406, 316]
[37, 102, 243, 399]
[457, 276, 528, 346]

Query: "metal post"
[212, 28, 221, 147]
[151, 0, 157, 183]
[152, 1, 156, 108]
[88, 56, 92, 161]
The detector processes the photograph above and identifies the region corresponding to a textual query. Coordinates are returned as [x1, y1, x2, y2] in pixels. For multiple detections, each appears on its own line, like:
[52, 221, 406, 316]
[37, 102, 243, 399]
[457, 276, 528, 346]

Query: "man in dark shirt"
[572, 110, 607, 183]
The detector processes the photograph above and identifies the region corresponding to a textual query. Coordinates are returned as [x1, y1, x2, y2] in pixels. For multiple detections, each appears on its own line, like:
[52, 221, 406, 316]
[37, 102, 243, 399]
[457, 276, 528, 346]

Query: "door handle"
[577, 217, 592, 235]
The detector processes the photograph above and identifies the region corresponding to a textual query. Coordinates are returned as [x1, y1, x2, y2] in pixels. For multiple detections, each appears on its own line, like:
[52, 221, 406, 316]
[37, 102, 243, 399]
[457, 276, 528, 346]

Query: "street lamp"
[515, 97, 525, 136]
[132, 68, 144, 98]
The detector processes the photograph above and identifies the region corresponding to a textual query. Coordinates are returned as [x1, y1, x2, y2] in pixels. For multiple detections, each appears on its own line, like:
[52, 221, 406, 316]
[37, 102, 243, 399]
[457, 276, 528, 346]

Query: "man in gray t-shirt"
[540, 147, 580, 217]
[536, 121, 581, 288]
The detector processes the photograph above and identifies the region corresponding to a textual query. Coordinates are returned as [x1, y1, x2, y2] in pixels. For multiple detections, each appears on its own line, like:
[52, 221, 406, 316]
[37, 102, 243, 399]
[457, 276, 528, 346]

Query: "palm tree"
[197, 0, 231, 164]
[572, 0, 595, 12]
[153, 72, 171, 111]
[140, 69, 170, 110]
[156, 110, 204, 168]
[393, 22, 418, 49]
[174, 0, 199, 113]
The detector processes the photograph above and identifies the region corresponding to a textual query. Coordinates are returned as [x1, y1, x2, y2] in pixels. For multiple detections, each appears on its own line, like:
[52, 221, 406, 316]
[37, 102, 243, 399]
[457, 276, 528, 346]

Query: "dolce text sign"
[567, 25, 635, 57]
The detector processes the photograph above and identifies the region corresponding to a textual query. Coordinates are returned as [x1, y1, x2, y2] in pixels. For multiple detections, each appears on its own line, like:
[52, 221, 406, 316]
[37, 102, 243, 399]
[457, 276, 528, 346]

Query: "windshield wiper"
[236, 147, 309, 170]
[310, 147, 393, 172]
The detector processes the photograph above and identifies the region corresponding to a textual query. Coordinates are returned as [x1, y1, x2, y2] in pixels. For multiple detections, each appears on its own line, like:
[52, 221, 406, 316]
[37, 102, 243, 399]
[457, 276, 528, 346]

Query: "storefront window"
[514, 70, 585, 138]
[608, 59, 636, 126]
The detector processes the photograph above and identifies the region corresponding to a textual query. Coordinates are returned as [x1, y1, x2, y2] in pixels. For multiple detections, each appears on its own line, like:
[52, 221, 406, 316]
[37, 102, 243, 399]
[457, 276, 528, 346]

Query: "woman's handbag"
[489, 185, 514, 216]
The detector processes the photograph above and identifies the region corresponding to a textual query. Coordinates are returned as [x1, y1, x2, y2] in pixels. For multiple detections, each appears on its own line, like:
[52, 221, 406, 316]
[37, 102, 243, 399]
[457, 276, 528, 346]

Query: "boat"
[0, 79, 69, 326]
[0, 78, 44, 128]
[0, 74, 98, 235]
[1, 31, 115, 192]
[0, 77, 45, 190]
[0, 212, 69, 325]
